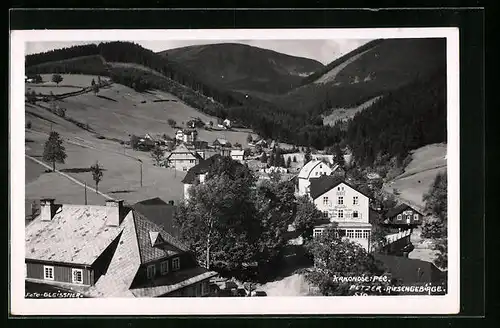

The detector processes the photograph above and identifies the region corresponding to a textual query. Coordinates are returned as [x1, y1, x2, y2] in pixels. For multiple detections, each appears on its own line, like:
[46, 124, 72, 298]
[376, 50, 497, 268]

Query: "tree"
[43, 131, 67, 171]
[150, 145, 165, 166]
[304, 226, 386, 296]
[304, 147, 312, 164]
[92, 83, 100, 95]
[130, 135, 140, 150]
[269, 170, 281, 183]
[421, 171, 447, 269]
[174, 162, 258, 279]
[51, 74, 63, 86]
[333, 143, 345, 167]
[90, 161, 104, 193]
[293, 196, 325, 241]
[167, 119, 176, 128]
[260, 152, 268, 163]
[26, 90, 37, 104]
[247, 134, 253, 144]
[253, 179, 297, 267]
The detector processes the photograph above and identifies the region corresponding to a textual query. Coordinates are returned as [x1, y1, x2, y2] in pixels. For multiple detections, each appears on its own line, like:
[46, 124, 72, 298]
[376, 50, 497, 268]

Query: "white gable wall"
[313, 182, 369, 223]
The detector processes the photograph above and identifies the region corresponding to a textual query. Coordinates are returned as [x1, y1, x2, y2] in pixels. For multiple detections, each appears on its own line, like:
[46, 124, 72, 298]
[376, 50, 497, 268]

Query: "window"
[323, 196, 329, 205]
[397, 214, 402, 220]
[190, 160, 194, 163]
[337, 209, 344, 218]
[183, 167, 187, 171]
[338, 196, 344, 205]
[353, 196, 359, 205]
[316, 171, 319, 176]
[413, 214, 419, 221]
[362, 230, 370, 239]
[353, 210, 359, 218]
[43, 265, 54, 280]
[147, 264, 156, 279]
[172, 257, 180, 271]
[354, 230, 363, 238]
[160, 261, 169, 275]
[201, 281, 208, 296]
[346, 229, 354, 238]
[72, 268, 83, 284]
[313, 229, 323, 238]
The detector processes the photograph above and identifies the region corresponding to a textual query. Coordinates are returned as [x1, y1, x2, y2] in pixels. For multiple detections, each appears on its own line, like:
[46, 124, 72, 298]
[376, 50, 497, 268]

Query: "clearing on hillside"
[384, 143, 447, 209]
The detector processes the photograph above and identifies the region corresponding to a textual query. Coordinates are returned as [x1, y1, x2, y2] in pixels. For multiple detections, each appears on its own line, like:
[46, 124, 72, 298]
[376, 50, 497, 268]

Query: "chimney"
[105, 199, 124, 226]
[40, 198, 56, 221]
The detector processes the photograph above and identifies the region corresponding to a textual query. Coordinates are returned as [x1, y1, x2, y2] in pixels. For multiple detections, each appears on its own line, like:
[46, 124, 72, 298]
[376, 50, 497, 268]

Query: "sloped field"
[384, 143, 447, 209]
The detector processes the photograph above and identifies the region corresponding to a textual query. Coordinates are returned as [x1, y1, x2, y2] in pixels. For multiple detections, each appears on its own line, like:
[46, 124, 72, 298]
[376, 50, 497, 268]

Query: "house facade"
[297, 160, 334, 196]
[181, 154, 223, 201]
[384, 204, 424, 227]
[25, 198, 217, 297]
[230, 149, 245, 162]
[166, 144, 202, 172]
[310, 177, 372, 251]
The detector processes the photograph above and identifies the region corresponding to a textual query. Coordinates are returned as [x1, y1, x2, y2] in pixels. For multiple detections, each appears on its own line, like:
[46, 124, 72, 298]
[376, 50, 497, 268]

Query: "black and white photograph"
[10, 27, 460, 315]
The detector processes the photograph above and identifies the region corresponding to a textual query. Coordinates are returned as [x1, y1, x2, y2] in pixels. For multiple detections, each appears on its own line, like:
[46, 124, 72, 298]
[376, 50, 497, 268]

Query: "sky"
[25, 39, 372, 65]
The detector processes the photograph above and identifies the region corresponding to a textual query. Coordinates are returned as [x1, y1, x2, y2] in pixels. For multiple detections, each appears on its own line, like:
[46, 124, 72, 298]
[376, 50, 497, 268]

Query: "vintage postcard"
[10, 27, 459, 315]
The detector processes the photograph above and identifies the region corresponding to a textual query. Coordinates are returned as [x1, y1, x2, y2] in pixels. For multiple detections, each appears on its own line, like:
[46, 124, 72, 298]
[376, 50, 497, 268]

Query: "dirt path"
[26, 155, 114, 200]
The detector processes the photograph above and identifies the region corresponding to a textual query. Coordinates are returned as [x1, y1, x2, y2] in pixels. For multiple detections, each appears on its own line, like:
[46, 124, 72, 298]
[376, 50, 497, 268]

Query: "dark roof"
[181, 154, 223, 184]
[132, 207, 188, 264]
[309, 175, 371, 200]
[373, 254, 444, 284]
[135, 197, 168, 206]
[386, 203, 423, 218]
[132, 202, 178, 237]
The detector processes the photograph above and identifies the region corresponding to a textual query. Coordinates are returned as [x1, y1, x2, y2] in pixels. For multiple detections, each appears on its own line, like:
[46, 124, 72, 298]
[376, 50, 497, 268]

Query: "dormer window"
[413, 214, 419, 221]
[397, 214, 402, 220]
[172, 257, 180, 271]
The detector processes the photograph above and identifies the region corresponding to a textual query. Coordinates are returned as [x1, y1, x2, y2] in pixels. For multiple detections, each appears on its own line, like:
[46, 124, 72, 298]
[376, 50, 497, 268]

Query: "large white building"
[297, 160, 334, 196]
[310, 176, 372, 251]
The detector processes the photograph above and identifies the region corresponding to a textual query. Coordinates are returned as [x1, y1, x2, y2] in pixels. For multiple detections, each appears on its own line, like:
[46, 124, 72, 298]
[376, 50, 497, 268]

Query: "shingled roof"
[181, 154, 222, 184]
[133, 210, 189, 264]
[132, 200, 179, 239]
[25, 205, 129, 265]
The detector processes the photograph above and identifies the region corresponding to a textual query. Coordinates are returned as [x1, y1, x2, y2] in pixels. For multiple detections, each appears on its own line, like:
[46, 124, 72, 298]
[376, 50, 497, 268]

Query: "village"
[25, 110, 446, 298]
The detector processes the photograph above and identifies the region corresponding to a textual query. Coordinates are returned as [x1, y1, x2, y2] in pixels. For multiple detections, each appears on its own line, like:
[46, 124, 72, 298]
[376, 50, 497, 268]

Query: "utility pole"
[139, 160, 143, 187]
[84, 181, 88, 205]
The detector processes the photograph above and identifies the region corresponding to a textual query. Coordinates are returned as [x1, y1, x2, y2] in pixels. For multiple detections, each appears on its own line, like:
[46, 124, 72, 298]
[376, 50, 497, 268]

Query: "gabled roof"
[298, 160, 331, 179]
[309, 175, 371, 200]
[132, 201, 178, 238]
[181, 154, 222, 184]
[25, 205, 129, 265]
[132, 210, 189, 264]
[386, 203, 424, 218]
[166, 144, 199, 161]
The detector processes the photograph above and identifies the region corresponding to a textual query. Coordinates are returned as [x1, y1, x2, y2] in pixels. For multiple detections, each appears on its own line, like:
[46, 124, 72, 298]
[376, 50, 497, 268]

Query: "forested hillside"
[160, 43, 324, 94]
[346, 69, 447, 166]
